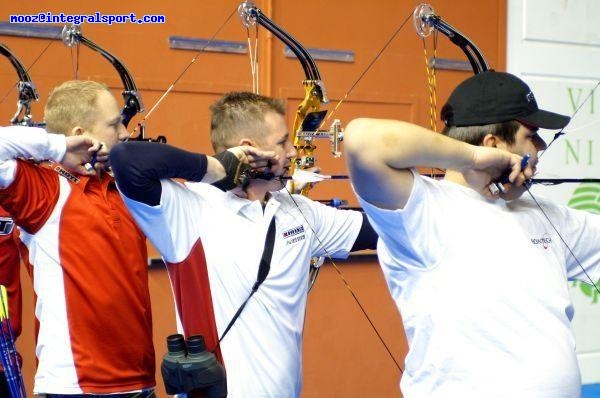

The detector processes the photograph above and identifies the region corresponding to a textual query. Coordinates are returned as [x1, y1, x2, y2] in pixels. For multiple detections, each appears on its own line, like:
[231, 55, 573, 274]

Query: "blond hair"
[209, 91, 286, 152]
[44, 80, 109, 135]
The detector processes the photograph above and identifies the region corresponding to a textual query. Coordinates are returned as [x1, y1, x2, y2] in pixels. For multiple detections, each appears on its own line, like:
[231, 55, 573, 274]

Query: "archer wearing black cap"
[343, 71, 600, 397]
[439, 70, 570, 199]
[441, 71, 569, 129]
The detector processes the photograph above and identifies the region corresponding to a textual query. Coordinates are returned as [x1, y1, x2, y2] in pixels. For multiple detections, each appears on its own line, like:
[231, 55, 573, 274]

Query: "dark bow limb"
[413, 3, 489, 74]
[61, 25, 165, 143]
[0, 42, 40, 126]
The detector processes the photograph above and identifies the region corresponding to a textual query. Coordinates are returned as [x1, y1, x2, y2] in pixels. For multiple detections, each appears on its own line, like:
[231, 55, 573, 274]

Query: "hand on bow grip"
[212, 146, 278, 191]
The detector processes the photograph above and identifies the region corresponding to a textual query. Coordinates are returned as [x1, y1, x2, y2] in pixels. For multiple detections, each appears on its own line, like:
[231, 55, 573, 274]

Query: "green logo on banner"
[568, 183, 600, 304]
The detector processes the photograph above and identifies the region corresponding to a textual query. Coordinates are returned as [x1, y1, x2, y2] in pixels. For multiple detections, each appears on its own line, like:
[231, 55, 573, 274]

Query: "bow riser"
[238, 1, 343, 196]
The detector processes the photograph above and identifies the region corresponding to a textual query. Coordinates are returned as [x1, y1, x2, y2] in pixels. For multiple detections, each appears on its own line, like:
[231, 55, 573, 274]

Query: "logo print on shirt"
[531, 233, 552, 249]
[53, 164, 80, 184]
[0, 217, 15, 235]
[282, 225, 304, 238]
[282, 225, 305, 245]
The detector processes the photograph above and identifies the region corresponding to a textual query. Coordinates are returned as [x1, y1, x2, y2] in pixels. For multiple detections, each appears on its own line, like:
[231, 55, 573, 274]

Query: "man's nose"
[534, 133, 547, 151]
[287, 145, 297, 159]
[118, 123, 129, 141]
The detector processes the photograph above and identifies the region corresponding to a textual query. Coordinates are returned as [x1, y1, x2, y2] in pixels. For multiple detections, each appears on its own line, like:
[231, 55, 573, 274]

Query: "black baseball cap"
[441, 71, 570, 129]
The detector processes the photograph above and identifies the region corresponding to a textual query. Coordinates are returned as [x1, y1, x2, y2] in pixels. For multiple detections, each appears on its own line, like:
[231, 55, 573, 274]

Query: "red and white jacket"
[0, 126, 155, 394]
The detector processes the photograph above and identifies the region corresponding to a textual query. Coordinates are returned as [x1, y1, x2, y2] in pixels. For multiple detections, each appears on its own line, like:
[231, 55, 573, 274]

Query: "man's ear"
[238, 138, 255, 147]
[481, 133, 502, 148]
[70, 126, 85, 137]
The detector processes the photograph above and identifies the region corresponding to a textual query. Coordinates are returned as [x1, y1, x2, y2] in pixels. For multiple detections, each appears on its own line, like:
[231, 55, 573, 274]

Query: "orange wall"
[0, 1, 506, 396]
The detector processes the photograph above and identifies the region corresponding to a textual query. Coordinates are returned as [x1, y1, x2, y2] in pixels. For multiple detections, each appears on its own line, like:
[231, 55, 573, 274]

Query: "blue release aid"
[520, 153, 531, 170]
[489, 153, 531, 194]
[498, 153, 531, 184]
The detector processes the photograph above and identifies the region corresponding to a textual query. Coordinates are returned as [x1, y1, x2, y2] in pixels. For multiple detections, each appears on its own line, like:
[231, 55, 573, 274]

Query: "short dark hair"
[441, 120, 521, 146]
[209, 92, 286, 152]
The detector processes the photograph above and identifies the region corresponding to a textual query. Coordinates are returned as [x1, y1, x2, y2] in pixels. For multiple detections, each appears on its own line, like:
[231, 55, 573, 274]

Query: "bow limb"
[414, 3, 489, 74]
[0, 42, 40, 126]
[60, 24, 165, 143]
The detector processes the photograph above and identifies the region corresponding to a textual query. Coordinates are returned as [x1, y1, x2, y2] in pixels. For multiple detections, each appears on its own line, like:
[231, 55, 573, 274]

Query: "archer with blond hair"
[0, 80, 156, 397]
[110, 91, 377, 398]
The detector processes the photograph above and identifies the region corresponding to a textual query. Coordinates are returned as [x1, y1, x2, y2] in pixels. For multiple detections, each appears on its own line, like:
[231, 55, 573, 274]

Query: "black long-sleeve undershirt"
[351, 213, 378, 251]
[110, 141, 208, 206]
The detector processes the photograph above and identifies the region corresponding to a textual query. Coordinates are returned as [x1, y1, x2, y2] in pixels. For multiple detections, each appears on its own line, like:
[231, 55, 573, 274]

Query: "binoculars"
[161, 334, 227, 397]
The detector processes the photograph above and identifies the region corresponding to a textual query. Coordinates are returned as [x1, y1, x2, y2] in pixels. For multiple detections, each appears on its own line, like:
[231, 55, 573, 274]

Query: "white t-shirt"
[123, 180, 362, 398]
[358, 169, 600, 398]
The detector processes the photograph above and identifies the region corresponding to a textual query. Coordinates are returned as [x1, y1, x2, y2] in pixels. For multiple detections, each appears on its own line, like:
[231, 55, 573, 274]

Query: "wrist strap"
[212, 151, 250, 191]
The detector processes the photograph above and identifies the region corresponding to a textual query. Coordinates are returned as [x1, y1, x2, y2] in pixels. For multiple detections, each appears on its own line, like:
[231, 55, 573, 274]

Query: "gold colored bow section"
[236, 1, 405, 374]
[238, 1, 342, 196]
